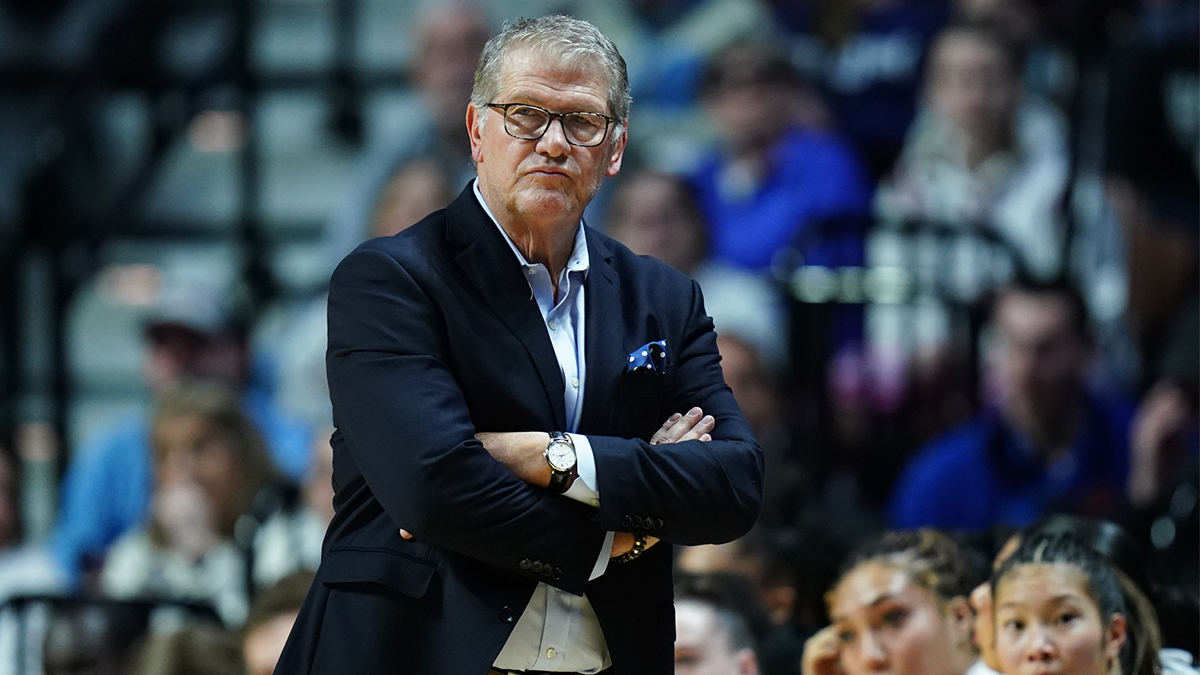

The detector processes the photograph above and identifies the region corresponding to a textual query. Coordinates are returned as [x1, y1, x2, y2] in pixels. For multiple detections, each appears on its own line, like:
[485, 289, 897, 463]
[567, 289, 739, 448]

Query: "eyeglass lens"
[504, 105, 608, 146]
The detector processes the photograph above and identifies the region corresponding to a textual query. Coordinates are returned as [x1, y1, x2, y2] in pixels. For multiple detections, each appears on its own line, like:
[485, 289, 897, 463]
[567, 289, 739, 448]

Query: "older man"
[275, 15, 763, 675]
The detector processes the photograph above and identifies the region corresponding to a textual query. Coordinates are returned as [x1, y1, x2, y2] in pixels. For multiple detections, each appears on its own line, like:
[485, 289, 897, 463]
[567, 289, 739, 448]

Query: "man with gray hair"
[276, 15, 762, 675]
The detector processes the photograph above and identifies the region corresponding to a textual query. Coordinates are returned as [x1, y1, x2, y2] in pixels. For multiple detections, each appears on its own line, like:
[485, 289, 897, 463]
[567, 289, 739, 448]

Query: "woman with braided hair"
[802, 529, 982, 675]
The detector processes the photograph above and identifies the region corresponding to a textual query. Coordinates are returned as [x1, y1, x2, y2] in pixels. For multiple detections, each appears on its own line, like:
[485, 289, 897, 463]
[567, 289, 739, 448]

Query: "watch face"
[546, 441, 576, 472]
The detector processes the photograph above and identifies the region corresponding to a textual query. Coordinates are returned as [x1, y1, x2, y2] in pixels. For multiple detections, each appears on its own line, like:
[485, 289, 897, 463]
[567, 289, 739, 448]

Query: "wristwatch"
[544, 431, 578, 494]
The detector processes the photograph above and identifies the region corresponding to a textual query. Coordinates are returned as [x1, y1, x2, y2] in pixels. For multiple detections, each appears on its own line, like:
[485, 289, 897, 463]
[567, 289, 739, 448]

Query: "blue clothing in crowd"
[50, 387, 311, 585]
[888, 393, 1135, 530]
[690, 127, 873, 272]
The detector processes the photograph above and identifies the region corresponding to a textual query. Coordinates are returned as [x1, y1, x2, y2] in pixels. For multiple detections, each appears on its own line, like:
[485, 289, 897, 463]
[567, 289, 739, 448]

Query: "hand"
[801, 626, 843, 675]
[649, 407, 714, 445]
[1129, 382, 1191, 507]
[609, 531, 660, 559]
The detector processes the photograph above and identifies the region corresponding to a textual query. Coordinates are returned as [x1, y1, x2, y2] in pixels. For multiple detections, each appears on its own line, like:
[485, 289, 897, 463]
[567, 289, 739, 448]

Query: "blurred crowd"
[0, 0, 1197, 673]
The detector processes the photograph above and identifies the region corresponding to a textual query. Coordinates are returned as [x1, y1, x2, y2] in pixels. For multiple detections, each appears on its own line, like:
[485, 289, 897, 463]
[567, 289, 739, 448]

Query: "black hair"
[993, 274, 1092, 340]
[675, 571, 770, 652]
[992, 532, 1162, 675]
[700, 41, 801, 98]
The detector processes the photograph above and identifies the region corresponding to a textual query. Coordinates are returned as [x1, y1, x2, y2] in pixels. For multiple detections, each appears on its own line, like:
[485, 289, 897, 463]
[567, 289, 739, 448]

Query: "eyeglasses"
[485, 102, 616, 147]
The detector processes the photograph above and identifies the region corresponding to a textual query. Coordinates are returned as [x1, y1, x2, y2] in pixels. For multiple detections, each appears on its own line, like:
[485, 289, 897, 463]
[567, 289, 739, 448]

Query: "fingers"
[649, 408, 714, 445]
[399, 529, 414, 540]
[802, 627, 843, 675]
[649, 412, 683, 445]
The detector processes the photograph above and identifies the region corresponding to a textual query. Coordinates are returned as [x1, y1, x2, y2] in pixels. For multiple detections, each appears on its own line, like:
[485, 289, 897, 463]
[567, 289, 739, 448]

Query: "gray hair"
[470, 15, 632, 125]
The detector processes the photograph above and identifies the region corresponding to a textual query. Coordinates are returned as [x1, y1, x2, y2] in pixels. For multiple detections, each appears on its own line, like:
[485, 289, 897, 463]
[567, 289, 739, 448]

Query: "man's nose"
[536, 118, 571, 156]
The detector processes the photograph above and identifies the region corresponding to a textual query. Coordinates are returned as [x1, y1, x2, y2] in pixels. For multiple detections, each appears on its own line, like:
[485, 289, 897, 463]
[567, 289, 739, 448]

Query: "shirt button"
[549, 321, 557, 330]
[546, 648, 556, 659]
[527, 268, 536, 276]
[571, 377, 579, 388]
[589, 499, 599, 507]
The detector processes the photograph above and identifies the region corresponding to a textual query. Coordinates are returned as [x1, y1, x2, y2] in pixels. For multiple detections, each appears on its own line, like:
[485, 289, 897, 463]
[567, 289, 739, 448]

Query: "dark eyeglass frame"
[485, 102, 617, 147]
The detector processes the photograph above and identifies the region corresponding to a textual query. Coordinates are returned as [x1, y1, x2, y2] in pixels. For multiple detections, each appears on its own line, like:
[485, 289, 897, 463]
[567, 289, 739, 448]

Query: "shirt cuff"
[590, 531, 615, 580]
[562, 433, 599, 507]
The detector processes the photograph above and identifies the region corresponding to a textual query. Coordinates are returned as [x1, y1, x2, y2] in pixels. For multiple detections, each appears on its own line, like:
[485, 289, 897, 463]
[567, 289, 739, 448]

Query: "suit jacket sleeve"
[326, 243, 608, 594]
[588, 279, 764, 546]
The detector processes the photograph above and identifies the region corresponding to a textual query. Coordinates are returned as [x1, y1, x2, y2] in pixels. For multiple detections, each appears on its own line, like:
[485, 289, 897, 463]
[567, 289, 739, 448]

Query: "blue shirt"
[690, 128, 872, 272]
[888, 393, 1134, 531]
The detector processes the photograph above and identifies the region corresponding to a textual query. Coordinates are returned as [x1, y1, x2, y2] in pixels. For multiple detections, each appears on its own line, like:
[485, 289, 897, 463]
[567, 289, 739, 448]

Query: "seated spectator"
[50, 271, 311, 588]
[318, 2, 489, 275]
[802, 529, 980, 675]
[875, 22, 1069, 282]
[604, 169, 788, 371]
[100, 383, 279, 627]
[129, 623, 241, 675]
[675, 572, 767, 675]
[691, 41, 873, 274]
[42, 601, 152, 675]
[767, 0, 953, 179]
[370, 159, 455, 239]
[241, 571, 314, 675]
[990, 532, 1162, 675]
[888, 279, 1134, 530]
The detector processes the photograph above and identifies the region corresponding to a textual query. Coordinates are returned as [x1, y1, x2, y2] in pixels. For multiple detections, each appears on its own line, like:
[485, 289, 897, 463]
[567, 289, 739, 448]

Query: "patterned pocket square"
[626, 340, 667, 376]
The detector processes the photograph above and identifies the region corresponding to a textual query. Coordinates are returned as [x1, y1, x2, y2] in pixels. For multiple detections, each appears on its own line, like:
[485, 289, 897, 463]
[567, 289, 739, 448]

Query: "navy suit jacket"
[275, 185, 763, 675]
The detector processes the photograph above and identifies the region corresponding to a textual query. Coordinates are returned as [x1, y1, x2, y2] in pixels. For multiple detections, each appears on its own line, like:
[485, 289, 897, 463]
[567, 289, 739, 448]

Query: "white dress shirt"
[474, 182, 614, 673]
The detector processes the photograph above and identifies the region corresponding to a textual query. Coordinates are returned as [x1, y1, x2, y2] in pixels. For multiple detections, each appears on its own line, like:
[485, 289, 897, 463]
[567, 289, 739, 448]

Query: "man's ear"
[466, 104, 484, 165]
[1104, 613, 1127, 669]
[605, 126, 627, 178]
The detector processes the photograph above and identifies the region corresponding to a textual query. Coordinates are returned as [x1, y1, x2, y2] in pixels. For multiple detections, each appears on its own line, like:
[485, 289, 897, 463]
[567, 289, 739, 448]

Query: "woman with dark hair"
[803, 529, 982, 675]
[990, 532, 1160, 675]
[973, 516, 1197, 675]
[100, 382, 278, 627]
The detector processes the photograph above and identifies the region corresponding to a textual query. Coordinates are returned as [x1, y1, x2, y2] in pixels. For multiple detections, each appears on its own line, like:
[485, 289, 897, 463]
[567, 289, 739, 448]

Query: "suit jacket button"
[541, 565, 552, 577]
[655, 518, 664, 529]
[632, 516, 643, 528]
[532, 561, 543, 573]
[552, 567, 563, 581]
[520, 558, 532, 570]
[500, 606, 516, 623]
[621, 515, 632, 528]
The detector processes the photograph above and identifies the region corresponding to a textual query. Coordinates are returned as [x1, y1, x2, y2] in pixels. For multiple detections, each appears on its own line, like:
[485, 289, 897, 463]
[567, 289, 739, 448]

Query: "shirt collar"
[472, 179, 590, 276]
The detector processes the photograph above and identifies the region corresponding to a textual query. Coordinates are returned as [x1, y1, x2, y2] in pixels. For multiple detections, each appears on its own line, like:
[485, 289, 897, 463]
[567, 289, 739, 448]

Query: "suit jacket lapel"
[579, 227, 623, 434]
[445, 186, 567, 430]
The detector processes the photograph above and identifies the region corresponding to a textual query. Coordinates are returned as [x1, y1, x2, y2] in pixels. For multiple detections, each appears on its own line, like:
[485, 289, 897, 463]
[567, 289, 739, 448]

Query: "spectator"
[768, 0, 954, 180]
[129, 624, 242, 675]
[318, 2, 489, 274]
[42, 602, 152, 675]
[241, 571, 314, 675]
[50, 271, 311, 588]
[990, 532, 1162, 675]
[0, 438, 64, 601]
[675, 572, 766, 675]
[100, 383, 278, 627]
[889, 279, 1134, 530]
[370, 159, 455, 239]
[604, 170, 788, 370]
[691, 41, 873, 274]
[802, 529, 981, 675]
[875, 22, 1069, 282]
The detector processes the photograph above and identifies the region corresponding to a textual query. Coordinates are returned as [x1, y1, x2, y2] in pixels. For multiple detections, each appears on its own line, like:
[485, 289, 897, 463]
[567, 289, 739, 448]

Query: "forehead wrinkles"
[498, 48, 612, 111]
